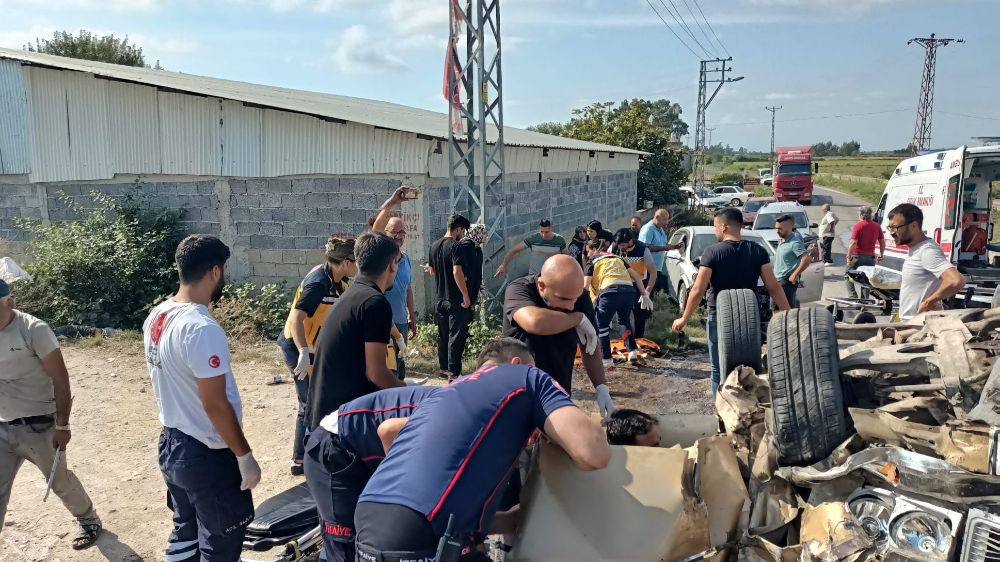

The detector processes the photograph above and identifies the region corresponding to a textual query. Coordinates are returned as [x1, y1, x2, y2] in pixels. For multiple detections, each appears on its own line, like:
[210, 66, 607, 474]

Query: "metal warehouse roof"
[0, 48, 645, 156]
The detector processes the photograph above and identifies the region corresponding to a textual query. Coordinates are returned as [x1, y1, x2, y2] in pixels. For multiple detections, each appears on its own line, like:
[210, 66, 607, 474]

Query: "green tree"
[526, 122, 566, 136]
[532, 99, 689, 204]
[25, 30, 159, 68]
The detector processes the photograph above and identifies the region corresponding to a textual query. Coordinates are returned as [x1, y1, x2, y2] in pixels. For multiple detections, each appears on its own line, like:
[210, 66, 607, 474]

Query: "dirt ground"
[0, 337, 712, 562]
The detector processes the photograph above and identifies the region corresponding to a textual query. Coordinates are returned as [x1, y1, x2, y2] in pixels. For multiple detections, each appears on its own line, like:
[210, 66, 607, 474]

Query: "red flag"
[444, 0, 464, 135]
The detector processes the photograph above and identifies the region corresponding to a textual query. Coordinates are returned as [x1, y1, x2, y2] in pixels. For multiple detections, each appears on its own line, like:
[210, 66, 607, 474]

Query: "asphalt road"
[801, 185, 873, 303]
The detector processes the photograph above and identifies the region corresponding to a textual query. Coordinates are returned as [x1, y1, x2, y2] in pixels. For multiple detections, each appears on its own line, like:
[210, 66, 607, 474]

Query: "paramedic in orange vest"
[276, 236, 356, 476]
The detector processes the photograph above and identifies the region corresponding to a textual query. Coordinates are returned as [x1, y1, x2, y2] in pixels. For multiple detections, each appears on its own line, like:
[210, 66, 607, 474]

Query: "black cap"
[0, 279, 9, 298]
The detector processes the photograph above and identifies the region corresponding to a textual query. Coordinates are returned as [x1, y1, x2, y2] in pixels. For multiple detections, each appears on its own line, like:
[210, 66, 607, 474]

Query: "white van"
[873, 145, 1000, 304]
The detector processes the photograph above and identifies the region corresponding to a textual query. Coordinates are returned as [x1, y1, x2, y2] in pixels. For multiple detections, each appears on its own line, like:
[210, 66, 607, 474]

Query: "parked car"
[742, 197, 776, 227]
[750, 201, 818, 251]
[695, 185, 751, 208]
[758, 167, 773, 186]
[663, 226, 824, 324]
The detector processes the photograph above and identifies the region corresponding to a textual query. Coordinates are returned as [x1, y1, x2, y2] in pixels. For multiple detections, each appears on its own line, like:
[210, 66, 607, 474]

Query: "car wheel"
[677, 283, 689, 312]
[767, 308, 849, 466]
[730, 198, 742, 207]
[716, 289, 762, 376]
[852, 311, 877, 324]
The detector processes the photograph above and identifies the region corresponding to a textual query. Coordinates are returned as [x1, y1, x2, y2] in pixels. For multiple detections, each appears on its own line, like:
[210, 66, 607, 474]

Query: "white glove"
[575, 316, 599, 356]
[236, 451, 262, 491]
[395, 338, 408, 359]
[595, 384, 615, 418]
[639, 293, 654, 311]
[293, 348, 312, 380]
[405, 376, 428, 386]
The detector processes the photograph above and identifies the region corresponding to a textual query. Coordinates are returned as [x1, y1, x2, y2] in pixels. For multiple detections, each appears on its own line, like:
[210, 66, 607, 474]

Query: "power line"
[657, 0, 714, 59]
[908, 34, 964, 154]
[642, 0, 702, 59]
[680, 0, 719, 58]
[937, 110, 1000, 121]
[693, 0, 730, 58]
[714, 108, 915, 128]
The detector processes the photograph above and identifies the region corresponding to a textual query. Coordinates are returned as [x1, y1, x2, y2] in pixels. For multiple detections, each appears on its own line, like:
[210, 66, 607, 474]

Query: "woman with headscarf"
[568, 225, 589, 268]
[456, 224, 488, 309]
[277, 236, 357, 476]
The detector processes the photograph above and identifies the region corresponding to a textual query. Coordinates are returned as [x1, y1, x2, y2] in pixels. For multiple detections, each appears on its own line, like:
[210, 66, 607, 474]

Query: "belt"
[356, 542, 477, 562]
[1, 414, 54, 426]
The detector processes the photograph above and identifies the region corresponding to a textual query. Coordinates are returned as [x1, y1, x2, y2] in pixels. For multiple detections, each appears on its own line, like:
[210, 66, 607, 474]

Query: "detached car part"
[961, 508, 1000, 562]
[716, 288, 762, 375]
[847, 487, 963, 561]
[766, 308, 849, 466]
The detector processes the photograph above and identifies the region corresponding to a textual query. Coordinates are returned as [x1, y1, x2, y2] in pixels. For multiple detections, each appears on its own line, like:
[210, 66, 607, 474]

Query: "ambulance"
[873, 145, 1000, 305]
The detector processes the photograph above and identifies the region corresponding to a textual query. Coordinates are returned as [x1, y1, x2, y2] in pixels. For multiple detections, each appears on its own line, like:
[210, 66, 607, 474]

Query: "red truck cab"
[772, 146, 814, 205]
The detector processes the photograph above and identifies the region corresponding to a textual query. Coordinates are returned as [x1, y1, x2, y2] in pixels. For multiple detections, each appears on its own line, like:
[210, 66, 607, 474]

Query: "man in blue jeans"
[671, 208, 789, 395]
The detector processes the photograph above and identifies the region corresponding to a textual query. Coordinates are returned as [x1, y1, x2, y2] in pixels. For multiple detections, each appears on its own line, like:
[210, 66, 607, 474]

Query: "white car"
[663, 226, 823, 315]
[750, 201, 818, 250]
[758, 168, 773, 186]
[695, 185, 751, 208]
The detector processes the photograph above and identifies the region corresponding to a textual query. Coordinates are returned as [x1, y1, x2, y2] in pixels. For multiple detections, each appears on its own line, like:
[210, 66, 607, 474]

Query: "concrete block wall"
[1, 168, 636, 316]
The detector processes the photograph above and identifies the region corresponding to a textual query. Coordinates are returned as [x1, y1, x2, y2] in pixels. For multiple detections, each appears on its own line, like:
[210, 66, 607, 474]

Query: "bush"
[212, 282, 291, 341]
[668, 206, 713, 229]
[411, 307, 502, 372]
[15, 189, 185, 329]
[713, 172, 744, 184]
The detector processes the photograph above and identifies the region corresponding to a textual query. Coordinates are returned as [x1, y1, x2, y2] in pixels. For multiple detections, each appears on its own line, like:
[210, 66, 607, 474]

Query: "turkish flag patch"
[209, 355, 221, 368]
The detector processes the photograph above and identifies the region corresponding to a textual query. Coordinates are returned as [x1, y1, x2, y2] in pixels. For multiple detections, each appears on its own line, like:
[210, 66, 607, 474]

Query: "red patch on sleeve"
[209, 355, 221, 368]
[150, 313, 168, 345]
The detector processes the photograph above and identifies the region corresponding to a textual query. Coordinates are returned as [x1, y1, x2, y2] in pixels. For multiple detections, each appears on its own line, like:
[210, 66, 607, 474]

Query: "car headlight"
[891, 512, 953, 559]
[847, 488, 963, 562]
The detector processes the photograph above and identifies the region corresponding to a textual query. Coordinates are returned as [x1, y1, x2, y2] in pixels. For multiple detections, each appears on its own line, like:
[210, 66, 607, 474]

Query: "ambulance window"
[874, 194, 887, 224]
[945, 174, 960, 230]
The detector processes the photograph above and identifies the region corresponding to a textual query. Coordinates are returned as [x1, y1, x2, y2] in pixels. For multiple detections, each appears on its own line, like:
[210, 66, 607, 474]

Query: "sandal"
[72, 520, 102, 550]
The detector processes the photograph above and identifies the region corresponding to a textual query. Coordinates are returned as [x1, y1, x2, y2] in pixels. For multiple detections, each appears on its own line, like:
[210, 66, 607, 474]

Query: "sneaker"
[290, 463, 304, 476]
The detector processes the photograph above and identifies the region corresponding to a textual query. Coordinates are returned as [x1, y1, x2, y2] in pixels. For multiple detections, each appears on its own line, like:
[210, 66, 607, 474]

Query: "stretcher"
[241, 482, 322, 562]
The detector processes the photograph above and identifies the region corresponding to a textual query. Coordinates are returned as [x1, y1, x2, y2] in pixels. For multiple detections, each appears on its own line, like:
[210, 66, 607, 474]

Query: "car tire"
[767, 308, 849, 466]
[677, 283, 689, 313]
[716, 289, 762, 376]
[852, 311, 877, 324]
[730, 198, 742, 207]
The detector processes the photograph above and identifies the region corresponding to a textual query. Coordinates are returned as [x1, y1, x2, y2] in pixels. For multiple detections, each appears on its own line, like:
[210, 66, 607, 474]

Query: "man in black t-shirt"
[671, 208, 789, 396]
[307, 232, 405, 429]
[428, 214, 472, 378]
[502, 254, 615, 417]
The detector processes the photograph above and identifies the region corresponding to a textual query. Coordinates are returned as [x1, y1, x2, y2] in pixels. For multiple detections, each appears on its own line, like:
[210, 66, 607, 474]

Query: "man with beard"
[307, 232, 405, 430]
[143, 234, 260, 561]
[887, 203, 965, 320]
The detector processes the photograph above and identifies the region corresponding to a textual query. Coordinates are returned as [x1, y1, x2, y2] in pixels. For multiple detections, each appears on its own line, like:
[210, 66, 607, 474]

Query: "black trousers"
[355, 502, 489, 562]
[821, 236, 835, 264]
[303, 428, 370, 562]
[436, 300, 475, 376]
[780, 280, 800, 309]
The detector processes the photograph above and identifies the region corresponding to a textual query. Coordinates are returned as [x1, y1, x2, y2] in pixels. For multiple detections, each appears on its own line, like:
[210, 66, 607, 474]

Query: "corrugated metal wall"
[0, 60, 30, 174]
[1, 63, 639, 183]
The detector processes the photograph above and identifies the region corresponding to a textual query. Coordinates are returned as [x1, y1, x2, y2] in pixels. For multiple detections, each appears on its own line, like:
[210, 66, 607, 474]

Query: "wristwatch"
[55, 424, 71, 431]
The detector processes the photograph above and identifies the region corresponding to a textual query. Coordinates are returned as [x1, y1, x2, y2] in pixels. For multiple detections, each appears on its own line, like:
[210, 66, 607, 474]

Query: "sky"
[1, 0, 997, 152]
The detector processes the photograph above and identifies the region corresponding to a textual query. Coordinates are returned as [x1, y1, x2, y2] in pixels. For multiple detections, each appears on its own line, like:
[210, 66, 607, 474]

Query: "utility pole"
[447, 0, 507, 314]
[694, 57, 743, 189]
[707, 127, 716, 148]
[765, 105, 781, 167]
[908, 33, 963, 154]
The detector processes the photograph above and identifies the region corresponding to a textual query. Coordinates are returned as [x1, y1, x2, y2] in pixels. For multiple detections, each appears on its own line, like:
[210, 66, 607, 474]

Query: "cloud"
[259, 0, 360, 12]
[0, 25, 56, 49]
[332, 24, 406, 74]
[0, 0, 159, 10]
[741, 0, 898, 12]
[130, 34, 200, 55]
[386, 0, 447, 36]
[763, 92, 796, 101]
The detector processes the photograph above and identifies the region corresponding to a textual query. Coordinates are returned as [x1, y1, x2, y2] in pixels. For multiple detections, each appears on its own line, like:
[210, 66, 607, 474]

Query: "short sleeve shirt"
[502, 275, 596, 391]
[818, 212, 838, 238]
[455, 240, 484, 306]
[700, 240, 772, 311]
[280, 264, 349, 353]
[308, 277, 393, 429]
[430, 237, 466, 304]
[0, 311, 60, 421]
[639, 222, 669, 271]
[850, 220, 884, 256]
[384, 253, 413, 326]
[359, 364, 574, 539]
[328, 386, 439, 471]
[144, 300, 240, 448]
[899, 239, 954, 320]
[774, 233, 807, 282]
[523, 233, 567, 275]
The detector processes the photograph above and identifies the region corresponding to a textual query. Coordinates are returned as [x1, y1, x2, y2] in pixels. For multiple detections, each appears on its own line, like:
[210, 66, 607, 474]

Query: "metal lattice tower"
[694, 57, 742, 188]
[765, 105, 781, 166]
[447, 0, 507, 310]
[908, 33, 963, 154]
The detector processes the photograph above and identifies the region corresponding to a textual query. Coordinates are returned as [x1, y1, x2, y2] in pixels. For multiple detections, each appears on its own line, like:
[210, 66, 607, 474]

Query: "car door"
[664, 230, 688, 297]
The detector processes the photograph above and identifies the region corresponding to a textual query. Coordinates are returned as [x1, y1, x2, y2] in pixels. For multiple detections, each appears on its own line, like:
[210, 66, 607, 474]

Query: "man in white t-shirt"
[144, 234, 261, 562]
[817, 204, 838, 264]
[887, 204, 966, 320]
